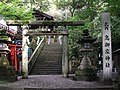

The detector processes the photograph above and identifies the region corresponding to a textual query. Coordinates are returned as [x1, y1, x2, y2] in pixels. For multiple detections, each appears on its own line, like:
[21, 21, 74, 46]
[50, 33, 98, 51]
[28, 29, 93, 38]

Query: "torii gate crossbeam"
[7, 20, 84, 26]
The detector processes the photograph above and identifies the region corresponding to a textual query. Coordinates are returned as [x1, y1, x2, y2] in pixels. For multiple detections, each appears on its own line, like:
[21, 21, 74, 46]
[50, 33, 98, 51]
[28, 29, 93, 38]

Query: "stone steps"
[29, 43, 62, 75]
[30, 71, 62, 75]
[32, 65, 62, 69]
[0, 86, 115, 90]
[24, 87, 115, 90]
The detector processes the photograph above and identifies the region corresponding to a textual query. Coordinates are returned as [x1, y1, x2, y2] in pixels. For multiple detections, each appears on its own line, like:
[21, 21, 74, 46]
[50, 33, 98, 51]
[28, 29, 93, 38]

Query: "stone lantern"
[0, 28, 17, 82]
[74, 29, 97, 81]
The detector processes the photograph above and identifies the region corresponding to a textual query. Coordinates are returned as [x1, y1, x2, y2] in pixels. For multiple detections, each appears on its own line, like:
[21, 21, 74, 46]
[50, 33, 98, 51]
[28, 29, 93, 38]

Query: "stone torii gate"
[7, 18, 113, 85]
[7, 20, 84, 79]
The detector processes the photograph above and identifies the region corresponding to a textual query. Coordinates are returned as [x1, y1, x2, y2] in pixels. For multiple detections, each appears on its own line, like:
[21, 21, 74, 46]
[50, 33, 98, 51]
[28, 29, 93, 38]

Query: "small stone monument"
[74, 29, 97, 81]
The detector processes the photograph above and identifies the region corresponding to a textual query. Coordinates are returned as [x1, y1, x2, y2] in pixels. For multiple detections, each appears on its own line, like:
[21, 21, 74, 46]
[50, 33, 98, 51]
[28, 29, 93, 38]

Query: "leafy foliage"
[54, 0, 86, 17]
[54, 0, 120, 59]
[33, 0, 50, 11]
[0, 0, 33, 20]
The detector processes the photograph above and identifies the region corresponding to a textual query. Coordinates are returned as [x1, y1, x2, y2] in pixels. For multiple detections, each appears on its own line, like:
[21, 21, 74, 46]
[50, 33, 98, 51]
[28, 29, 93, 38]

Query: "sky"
[46, 0, 63, 19]
[48, 0, 51, 2]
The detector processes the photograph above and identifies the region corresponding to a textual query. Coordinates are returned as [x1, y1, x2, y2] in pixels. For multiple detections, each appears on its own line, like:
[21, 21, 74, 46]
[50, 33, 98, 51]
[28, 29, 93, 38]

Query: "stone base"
[0, 76, 17, 82]
[74, 75, 96, 81]
[103, 78, 113, 85]
[74, 68, 97, 81]
[0, 65, 17, 82]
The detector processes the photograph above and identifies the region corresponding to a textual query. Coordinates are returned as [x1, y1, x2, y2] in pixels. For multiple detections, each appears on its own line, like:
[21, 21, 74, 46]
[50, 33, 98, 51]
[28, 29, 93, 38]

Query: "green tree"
[54, 0, 86, 17]
[24, 0, 51, 12]
[54, 0, 119, 59]
[0, 0, 33, 20]
[103, 0, 120, 50]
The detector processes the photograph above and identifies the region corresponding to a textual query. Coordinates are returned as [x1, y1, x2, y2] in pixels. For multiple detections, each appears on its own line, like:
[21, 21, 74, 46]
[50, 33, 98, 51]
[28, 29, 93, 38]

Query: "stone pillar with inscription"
[102, 13, 113, 85]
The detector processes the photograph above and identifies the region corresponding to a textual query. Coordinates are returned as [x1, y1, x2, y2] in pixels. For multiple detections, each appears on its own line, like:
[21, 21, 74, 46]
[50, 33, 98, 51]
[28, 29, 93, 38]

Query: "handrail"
[28, 37, 45, 73]
[113, 49, 120, 54]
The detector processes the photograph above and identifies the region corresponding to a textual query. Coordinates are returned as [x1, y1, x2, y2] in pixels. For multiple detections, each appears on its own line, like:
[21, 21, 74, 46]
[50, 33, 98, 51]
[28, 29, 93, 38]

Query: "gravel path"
[0, 75, 114, 89]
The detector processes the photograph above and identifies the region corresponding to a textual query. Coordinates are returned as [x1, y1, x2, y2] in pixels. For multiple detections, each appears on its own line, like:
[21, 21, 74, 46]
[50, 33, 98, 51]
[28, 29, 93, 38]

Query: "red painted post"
[8, 44, 22, 72]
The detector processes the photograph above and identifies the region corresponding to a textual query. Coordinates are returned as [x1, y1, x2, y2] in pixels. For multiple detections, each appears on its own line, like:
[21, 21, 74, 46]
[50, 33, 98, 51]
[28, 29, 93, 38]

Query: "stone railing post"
[62, 26, 69, 77]
[22, 27, 29, 79]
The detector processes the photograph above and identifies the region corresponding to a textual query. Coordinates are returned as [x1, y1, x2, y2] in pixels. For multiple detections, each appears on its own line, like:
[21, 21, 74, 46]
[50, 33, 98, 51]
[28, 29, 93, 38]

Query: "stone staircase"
[29, 42, 62, 75]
